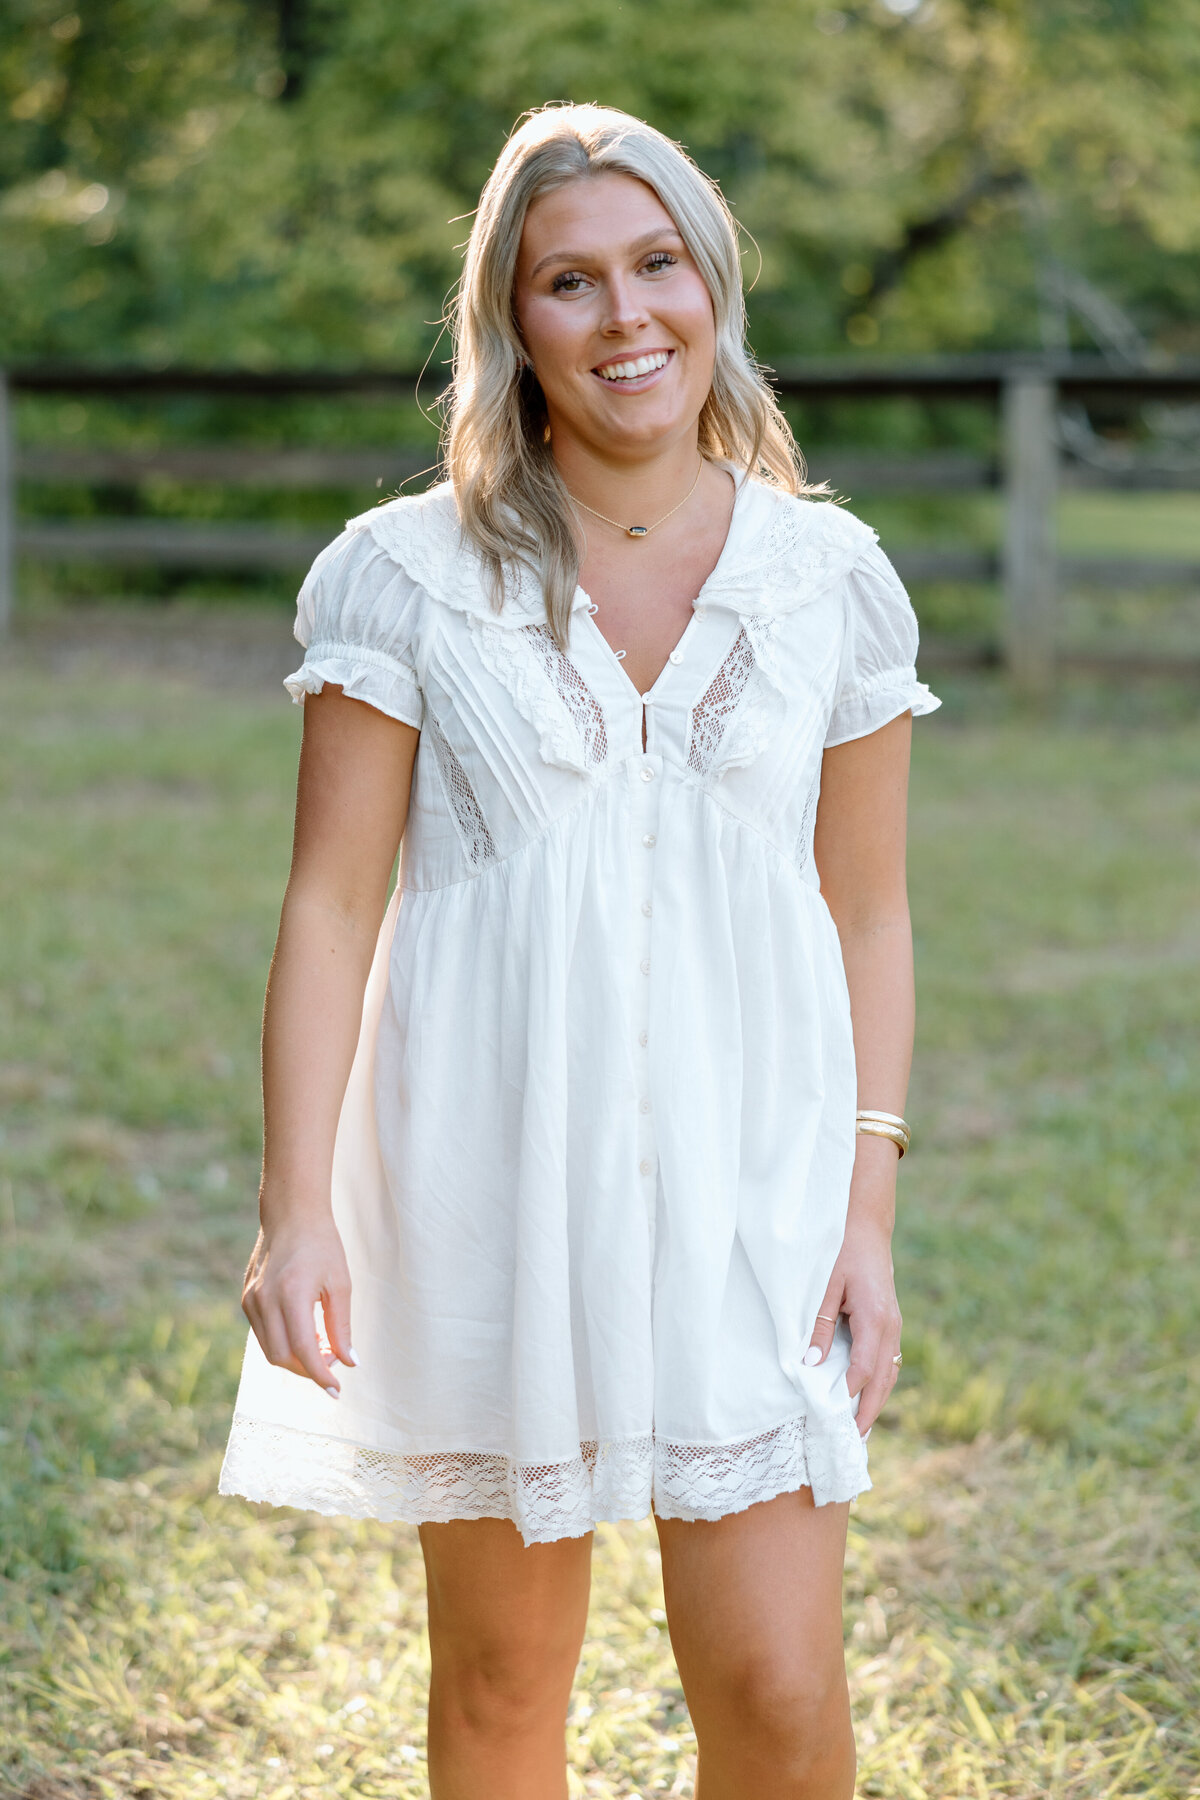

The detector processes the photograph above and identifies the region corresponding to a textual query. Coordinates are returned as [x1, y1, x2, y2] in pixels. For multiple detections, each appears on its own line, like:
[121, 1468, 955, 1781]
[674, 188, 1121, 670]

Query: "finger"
[856, 1358, 900, 1437]
[845, 1315, 884, 1403]
[802, 1276, 845, 1369]
[855, 1321, 903, 1434]
[322, 1275, 357, 1370]
[280, 1295, 341, 1396]
[257, 1303, 297, 1374]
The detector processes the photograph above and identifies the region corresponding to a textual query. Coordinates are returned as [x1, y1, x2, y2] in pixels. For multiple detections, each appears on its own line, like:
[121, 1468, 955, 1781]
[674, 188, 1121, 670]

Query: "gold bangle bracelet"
[856, 1120, 908, 1155]
[855, 1110, 911, 1156]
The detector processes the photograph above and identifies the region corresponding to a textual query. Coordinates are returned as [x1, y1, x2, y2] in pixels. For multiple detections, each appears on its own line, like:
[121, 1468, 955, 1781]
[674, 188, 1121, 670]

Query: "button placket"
[632, 751, 661, 1247]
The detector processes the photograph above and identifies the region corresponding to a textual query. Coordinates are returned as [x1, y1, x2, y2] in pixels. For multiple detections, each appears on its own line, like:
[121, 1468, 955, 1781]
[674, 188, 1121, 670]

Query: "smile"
[593, 349, 673, 384]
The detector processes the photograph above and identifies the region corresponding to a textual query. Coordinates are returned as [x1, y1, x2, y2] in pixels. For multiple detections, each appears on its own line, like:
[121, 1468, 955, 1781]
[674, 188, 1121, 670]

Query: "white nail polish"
[802, 1345, 823, 1367]
[324, 1384, 340, 1399]
[347, 1347, 360, 1367]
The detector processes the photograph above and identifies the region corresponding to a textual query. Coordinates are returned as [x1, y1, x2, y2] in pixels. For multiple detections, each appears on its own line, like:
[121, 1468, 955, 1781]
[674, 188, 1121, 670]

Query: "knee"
[431, 1629, 576, 1742]
[714, 1657, 852, 1775]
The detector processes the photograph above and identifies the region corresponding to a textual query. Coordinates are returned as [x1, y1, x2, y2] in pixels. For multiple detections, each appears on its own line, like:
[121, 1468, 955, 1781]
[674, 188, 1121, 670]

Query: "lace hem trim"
[219, 1408, 871, 1546]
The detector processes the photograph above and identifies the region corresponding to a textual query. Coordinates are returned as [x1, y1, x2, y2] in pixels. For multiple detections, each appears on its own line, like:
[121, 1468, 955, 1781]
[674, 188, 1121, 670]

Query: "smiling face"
[513, 171, 717, 465]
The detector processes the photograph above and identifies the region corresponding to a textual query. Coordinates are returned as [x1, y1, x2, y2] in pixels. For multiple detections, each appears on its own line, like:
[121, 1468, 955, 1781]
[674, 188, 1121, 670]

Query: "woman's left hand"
[803, 1213, 903, 1436]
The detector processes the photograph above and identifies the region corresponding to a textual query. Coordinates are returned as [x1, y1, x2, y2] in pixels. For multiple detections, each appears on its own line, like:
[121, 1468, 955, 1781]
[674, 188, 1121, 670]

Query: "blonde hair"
[444, 103, 811, 646]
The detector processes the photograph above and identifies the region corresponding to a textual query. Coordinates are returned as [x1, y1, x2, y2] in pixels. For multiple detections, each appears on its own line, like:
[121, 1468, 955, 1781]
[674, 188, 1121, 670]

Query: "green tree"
[2, 0, 1198, 367]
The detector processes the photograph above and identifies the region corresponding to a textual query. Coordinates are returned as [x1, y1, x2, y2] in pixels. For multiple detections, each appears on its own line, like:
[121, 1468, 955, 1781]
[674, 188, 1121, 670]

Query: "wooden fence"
[3, 357, 1200, 694]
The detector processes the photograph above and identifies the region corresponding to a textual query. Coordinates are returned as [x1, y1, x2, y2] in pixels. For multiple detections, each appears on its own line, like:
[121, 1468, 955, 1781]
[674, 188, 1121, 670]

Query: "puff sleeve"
[283, 524, 425, 730]
[823, 541, 941, 747]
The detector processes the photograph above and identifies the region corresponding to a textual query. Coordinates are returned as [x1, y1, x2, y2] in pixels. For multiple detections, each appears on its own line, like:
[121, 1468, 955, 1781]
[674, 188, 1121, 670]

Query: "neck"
[549, 432, 705, 523]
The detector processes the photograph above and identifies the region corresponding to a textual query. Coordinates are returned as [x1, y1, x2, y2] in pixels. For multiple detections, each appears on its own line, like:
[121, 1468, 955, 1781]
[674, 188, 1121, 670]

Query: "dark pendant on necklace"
[627, 525, 648, 538]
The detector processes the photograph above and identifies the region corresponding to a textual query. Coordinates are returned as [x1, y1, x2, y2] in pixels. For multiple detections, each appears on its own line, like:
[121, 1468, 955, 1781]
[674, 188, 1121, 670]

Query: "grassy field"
[0, 624, 1198, 1799]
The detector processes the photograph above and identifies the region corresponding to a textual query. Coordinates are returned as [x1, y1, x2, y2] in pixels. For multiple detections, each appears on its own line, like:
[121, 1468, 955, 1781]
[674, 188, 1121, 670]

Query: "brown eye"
[551, 271, 587, 293]
[643, 253, 677, 274]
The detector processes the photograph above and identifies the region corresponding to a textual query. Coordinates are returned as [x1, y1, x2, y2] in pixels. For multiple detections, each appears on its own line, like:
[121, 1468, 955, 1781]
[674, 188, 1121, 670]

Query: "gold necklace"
[567, 459, 704, 539]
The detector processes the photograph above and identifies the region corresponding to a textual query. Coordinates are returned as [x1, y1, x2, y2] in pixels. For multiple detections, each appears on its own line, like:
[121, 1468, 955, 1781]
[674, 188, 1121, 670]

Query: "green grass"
[815, 490, 1200, 661]
[1, 638, 1198, 1798]
[840, 492, 1200, 561]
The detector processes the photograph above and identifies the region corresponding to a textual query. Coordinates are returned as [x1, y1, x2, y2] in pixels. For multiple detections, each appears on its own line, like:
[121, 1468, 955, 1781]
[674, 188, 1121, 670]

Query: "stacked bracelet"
[855, 1109, 911, 1156]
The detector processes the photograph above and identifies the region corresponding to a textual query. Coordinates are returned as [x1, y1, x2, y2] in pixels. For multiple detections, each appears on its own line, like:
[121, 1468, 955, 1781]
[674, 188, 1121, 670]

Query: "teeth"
[598, 351, 669, 381]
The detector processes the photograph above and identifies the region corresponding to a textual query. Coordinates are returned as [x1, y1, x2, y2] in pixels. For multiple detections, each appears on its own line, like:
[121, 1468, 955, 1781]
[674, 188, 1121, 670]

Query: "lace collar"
[346, 469, 877, 629]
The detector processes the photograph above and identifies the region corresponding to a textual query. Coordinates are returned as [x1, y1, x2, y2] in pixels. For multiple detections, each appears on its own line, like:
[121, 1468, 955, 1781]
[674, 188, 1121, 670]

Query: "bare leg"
[419, 1517, 592, 1800]
[655, 1488, 855, 1800]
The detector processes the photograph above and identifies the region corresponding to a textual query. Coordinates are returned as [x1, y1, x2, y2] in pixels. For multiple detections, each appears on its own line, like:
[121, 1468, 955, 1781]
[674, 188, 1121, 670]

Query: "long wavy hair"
[444, 103, 812, 647]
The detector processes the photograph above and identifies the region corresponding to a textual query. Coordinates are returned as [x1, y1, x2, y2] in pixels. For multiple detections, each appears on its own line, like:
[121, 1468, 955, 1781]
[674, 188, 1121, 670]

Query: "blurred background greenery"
[5, 0, 1200, 658]
[4, 0, 1200, 365]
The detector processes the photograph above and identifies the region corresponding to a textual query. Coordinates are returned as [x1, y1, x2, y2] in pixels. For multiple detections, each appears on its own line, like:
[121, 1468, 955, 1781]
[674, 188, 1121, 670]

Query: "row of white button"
[636, 759, 659, 1202]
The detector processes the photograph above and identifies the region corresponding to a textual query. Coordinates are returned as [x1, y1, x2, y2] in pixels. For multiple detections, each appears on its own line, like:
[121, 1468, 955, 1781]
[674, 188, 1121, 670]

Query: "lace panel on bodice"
[426, 714, 497, 868]
[687, 627, 757, 775]
[470, 616, 609, 776]
[522, 625, 608, 766]
[794, 772, 821, 869]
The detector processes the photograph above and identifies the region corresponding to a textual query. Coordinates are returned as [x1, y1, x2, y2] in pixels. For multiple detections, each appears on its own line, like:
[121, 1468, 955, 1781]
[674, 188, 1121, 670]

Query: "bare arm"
[241, 688, 420, 1396]
[807, 709, 913, 1433]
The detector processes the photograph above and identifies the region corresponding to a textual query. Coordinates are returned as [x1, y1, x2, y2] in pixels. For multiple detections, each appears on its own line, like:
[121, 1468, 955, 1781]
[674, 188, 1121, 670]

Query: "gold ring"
[892, 1353, 903, 1366]
[816, 1314, 838, 1324]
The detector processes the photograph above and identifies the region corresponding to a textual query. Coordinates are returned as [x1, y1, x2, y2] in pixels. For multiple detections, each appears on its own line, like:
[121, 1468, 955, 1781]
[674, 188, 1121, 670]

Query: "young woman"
[221, 102, 939, 1799]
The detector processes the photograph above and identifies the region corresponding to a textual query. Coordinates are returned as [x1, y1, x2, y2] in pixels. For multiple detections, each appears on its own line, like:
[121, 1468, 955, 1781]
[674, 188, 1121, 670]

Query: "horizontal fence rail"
[10, 354, 1200, 400]
[4, 356, 1200, 690]
[15, 446, 438, 487]
[15, 443, 1200, 493]
[13, 520, 337, 568]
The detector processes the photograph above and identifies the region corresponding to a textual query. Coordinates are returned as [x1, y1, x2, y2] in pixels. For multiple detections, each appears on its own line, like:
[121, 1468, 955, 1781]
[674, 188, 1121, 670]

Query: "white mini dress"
[219, 468, 940, 1545]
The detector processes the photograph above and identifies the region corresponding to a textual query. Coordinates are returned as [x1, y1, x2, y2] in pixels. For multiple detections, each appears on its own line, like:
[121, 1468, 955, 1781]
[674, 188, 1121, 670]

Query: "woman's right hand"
[241, 1211, 356, 1397]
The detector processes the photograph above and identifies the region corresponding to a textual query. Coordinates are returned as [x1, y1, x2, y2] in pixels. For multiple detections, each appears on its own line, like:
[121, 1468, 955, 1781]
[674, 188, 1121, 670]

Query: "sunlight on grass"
[1056, 493, 1200, 560]
[1, 646, 1197, 1797]
[845, 491, 1200, 561]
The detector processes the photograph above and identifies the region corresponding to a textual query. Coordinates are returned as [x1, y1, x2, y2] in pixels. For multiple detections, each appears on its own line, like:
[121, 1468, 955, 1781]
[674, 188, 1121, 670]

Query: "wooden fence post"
[0, 372, 13, 637]
[1002, 369, 1059, 696]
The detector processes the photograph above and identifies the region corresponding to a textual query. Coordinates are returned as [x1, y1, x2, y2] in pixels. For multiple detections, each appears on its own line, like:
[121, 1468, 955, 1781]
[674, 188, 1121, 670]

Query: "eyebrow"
[529, 227, 684, 279]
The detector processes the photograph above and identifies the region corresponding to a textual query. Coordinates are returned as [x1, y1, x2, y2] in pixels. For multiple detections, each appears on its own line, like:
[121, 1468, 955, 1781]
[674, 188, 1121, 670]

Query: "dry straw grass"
[1, 636, 1197, 1798]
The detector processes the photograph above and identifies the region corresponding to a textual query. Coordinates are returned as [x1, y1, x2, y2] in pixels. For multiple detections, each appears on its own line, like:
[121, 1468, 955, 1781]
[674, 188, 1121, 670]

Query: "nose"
[601, 270, 651, 339]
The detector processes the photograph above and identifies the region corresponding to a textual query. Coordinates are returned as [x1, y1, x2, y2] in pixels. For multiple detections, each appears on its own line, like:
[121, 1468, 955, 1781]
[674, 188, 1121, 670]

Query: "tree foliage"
[2, 0, 1198, 367]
